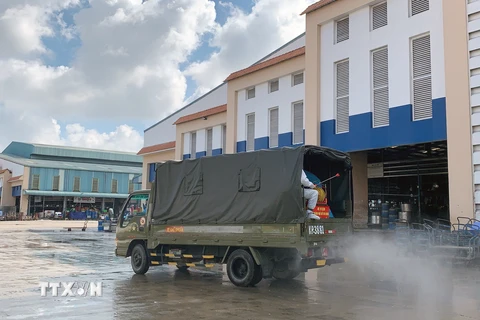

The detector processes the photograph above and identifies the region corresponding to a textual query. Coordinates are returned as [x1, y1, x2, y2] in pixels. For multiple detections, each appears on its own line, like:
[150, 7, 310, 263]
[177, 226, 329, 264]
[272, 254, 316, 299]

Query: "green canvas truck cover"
[151, 145, 352, 225]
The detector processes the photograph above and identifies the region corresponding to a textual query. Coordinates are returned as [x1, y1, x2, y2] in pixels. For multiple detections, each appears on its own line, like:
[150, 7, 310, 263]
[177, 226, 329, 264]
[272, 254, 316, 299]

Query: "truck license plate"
[309, 225, 325, 235]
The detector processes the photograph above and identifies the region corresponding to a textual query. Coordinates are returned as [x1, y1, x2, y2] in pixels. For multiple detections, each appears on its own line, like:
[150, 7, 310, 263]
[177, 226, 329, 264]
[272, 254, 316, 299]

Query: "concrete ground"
[0, 220, 479, 320]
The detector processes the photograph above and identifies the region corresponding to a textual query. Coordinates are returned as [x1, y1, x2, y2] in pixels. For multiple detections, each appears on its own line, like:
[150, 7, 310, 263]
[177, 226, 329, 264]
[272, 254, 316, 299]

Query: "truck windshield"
[120, 193, 149, 228]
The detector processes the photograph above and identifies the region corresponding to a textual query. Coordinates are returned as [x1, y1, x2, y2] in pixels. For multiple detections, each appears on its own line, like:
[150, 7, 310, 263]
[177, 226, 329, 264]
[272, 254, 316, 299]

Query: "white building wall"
[143, 83, 227, 147]
[466, 0, 480, 213]
[236, 73, 305, 142]
[320, 0, 445, 121]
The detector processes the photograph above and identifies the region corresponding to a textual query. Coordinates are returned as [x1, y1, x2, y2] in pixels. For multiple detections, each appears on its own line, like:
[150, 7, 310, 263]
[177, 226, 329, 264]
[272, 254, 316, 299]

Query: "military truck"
[115, 145, 354, 287]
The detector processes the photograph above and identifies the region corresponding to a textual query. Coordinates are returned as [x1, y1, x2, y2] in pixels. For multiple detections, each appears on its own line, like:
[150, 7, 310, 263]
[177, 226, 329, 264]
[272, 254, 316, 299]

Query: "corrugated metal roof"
[2, 142, 142, 164]
[0, 154, 142, 174]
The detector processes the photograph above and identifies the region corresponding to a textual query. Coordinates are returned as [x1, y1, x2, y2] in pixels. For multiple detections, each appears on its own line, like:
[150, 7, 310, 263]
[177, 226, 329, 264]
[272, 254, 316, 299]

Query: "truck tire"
[250, 264, 263, 286]
[272, 261, 300, 280]
[226, 249, 257, 287]
[176, 265, 190, 272]
[273, 269, 301, 280]
[131, 243, 149, 275]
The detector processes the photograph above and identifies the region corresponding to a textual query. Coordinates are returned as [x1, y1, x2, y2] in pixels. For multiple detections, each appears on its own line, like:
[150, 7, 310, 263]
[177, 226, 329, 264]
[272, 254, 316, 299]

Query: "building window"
[32, 174, 40, 190]
[246, 113, 255, 152]
[111, 179, 118, 193]
[293, 101, 304, 144]
[335, 59, 350, 133]
[206, 128, 213, 156]
[92, 178, 99, 193]
[335, 16, 349, 43]
[128, 180, 134, 193]
[190, 131, 197, 159]
[371, 2, 387, 30]
[222, 124, 227, 153]
[269, 79, 279, 93]
[246, 87, 255, 99]
[73, 177, 80, 192]
[148, 163, 156, 182]
[372, 47, 390, 127]
[269, 107, 279, 148]
[52, 175, 60, 191]
[292, 72, 304, 86]
[411, 34, 432, 120]
[410, 0, 429, 17]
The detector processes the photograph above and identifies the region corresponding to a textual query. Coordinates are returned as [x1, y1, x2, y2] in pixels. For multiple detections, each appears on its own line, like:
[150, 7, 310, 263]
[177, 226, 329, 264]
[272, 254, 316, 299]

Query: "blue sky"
[39, 0, 256, 134]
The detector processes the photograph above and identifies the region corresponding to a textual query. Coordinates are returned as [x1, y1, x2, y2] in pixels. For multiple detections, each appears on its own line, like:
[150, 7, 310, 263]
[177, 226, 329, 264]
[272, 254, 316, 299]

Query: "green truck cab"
[115, 145, 354, 287]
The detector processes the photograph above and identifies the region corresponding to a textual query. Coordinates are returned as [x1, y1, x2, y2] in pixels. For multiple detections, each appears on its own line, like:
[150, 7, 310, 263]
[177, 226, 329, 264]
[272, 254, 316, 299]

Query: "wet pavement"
[0, 226, 479, 320]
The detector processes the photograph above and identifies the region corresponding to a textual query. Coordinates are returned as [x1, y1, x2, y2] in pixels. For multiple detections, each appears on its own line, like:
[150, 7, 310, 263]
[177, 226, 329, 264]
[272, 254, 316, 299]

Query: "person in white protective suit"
[301, 170, 321, 220]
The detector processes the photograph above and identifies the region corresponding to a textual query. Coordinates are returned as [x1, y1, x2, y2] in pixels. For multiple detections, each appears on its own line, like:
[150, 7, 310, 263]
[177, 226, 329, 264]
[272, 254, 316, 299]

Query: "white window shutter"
[372, 47, 389, 127]
[191, 132, 196, 158]
[336, 17, 349, 43]
[336, 60, 350, 133]
[410, 0, 429, 16]
[293, 102, 304, 144]
[206, 129, 213, 156]
[293, 73, 303, 86]
[247, 88, 255, 99]
[246, 114, 255, 151]
[269, 108, 279, 147]
[372, 2, 388, 30]
[222, 125, 226, 153]
[412, 34, 432, 120]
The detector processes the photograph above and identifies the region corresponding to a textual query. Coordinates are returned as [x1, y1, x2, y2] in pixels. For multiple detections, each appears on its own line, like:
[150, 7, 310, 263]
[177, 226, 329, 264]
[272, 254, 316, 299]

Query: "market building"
[0, 142, 143, 217]
[139, 0, 480, 227]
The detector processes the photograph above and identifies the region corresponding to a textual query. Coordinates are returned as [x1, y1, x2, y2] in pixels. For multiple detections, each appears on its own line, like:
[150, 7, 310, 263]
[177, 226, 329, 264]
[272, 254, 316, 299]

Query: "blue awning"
[23, 190, 130, 199]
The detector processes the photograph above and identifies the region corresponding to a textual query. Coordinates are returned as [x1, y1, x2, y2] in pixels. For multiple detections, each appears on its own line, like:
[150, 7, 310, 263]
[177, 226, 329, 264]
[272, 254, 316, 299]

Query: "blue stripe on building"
[320, 98, 447, 152]
[236, 130, 306, 152]
[195, 151, 207, 158]
[183, 154, 191, 160]
[212, 148, 222, 156]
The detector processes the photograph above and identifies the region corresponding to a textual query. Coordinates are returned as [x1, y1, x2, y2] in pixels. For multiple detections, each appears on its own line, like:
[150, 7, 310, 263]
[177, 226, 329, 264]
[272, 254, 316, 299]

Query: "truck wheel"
[176, 265, 190, 272]
[272, 262, 300, 280]
[131, 243, 149, 274]
[273, 270, 300, 280]
[250, 264, 263, 286]
[226, 249, 256, 287]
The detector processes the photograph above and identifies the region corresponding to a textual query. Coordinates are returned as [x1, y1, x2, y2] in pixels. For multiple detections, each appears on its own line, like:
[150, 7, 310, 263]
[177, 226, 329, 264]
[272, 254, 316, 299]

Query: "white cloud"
[0, 0, 217, 153]
[0, 0, 315, 155]
[184, 0, 316, 92]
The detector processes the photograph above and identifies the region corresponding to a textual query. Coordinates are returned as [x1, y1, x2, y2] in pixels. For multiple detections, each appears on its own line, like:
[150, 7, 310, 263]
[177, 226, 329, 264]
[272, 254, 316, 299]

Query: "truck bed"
[148, 219, 353, 251]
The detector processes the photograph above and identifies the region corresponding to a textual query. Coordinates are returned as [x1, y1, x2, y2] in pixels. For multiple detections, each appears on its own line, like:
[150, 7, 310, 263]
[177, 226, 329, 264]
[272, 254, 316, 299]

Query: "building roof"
[301, 0, 338, 15]
[0, 154, 142, 174]
[225, 47, 305, 82]
[0, 169, 12, 174]
[137, 141, 176, 156]
[8, 175, 22, 182]
[173, 104, 227, 125]
[2, 141, 142, 165]
[144, 83, 226, 133]
[250, 32, 305, 65]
